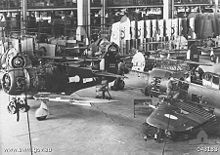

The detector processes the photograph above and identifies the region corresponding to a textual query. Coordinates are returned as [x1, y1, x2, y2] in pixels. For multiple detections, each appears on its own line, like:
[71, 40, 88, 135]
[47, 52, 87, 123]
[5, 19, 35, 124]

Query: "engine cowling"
[1, 48, 32, 69]
[1, 64, 69, 95]
[2, 69, 30, 95]
[8, 55, 26, 68]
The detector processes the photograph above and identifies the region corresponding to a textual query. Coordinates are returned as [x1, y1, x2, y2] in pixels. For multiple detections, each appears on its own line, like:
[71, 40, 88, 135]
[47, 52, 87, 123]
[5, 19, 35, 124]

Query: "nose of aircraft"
[9, 55, 26, 68]
[1, 69, 30, 95]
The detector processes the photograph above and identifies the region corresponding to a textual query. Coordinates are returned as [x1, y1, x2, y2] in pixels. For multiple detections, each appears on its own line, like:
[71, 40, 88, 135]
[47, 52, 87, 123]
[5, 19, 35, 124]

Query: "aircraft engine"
[8, 55, 26, 68]
[149, 77, 162, 93]
[1, 64, 69, 96]
[2, 68, 30, 95]
[1, 48, 32, 69]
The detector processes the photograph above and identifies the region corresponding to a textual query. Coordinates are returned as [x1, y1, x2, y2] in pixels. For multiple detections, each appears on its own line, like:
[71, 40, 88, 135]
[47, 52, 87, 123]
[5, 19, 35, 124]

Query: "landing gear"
[111, 78, 125, 90]
[35, 100, 49, 121]
[7, 97, 30, 114]
[7, 98, 17, 114]
[7, 97, 30, 121]
[153, 128, 177, 142]
[19, 104, 30, 113]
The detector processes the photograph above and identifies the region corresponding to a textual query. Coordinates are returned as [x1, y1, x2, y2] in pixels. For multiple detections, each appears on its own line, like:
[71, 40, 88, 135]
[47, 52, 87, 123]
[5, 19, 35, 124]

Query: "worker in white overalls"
[131, 49, 145, 77]
[166, 77, 175, 99]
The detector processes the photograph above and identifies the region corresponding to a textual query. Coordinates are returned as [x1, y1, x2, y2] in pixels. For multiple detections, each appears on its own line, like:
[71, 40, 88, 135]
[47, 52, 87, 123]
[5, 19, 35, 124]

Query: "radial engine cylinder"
[2, 64, 69, 96]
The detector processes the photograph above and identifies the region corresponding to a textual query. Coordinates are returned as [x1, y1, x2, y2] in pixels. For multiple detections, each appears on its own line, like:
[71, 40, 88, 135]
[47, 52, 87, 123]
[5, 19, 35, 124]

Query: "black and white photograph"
[1, 0, 220, 154]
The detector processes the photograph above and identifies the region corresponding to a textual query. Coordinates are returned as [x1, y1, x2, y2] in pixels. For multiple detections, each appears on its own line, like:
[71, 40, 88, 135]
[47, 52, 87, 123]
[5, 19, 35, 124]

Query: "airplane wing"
[33, 93, 116, 107]
[93, 71, 127, 78]
[40, 56, 100, 63]
[131, 69, 149, 74]
[155, 58, 212, 67]
[40, 56, 79, 61]
[146, 100, 215, 132]
[184, 60, 212, 66]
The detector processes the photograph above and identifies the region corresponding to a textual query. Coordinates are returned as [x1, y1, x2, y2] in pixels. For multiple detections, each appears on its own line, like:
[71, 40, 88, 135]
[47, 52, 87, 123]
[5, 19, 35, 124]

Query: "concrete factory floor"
[1, 73, 220, 155]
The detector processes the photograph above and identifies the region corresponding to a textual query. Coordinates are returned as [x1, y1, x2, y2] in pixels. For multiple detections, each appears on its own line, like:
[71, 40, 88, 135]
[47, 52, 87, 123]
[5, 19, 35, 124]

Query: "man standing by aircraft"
[111, 59, 127, 90]
[131, 48, 146, 72]
[166, 77, 175, 99]
[96, 79, 112, 99]
[117, 59, 126, 75]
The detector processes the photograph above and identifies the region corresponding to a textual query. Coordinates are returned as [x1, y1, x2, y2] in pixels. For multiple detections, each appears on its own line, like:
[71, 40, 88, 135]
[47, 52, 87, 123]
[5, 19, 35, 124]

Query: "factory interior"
[1, 0, 220, 155]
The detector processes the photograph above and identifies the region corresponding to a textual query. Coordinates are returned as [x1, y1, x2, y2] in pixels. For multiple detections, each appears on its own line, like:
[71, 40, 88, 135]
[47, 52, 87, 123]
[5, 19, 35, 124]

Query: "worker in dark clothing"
[196, 67, 204, 80]
[117, 59, 126, 75]
[111, 59, 127, 90]
[206, 37, 215, 47]
[96, 80, 112, 99]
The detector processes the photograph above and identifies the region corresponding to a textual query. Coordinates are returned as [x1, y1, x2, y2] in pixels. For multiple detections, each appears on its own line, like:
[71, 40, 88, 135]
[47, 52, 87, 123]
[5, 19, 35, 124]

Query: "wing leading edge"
[93, 71, 127, 78]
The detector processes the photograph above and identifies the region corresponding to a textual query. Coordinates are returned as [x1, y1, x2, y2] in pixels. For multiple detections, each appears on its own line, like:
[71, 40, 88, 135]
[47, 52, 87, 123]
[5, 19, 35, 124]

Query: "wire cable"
[25, 93, 33, 155]
[26, 110, 33, 155]
[162, 107, 171, 155]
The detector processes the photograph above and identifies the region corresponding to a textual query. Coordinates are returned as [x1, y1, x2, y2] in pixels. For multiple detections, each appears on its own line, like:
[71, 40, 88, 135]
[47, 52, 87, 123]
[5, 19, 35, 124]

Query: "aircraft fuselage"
[144, 68, 220, 114]
[188, 82, 220, 109]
